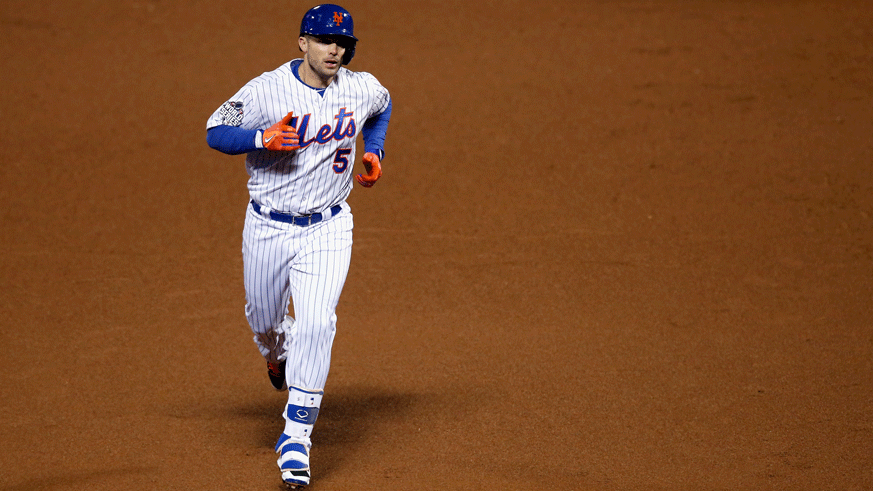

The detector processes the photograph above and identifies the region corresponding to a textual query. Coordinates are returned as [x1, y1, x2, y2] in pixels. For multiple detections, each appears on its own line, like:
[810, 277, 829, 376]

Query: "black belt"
[251, 201, 342, 227]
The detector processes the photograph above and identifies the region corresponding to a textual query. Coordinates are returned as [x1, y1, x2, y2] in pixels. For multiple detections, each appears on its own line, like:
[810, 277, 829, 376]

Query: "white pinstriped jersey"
[207, 59, 390, 215]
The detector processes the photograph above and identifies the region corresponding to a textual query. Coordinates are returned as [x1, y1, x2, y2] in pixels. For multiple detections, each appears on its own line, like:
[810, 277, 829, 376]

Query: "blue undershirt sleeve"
[206, 125, 262, 155]
[362, 99, 392, 160]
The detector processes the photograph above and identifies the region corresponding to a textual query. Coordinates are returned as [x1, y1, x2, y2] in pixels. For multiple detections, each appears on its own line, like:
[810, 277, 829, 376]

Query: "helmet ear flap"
[342, 44, 356, 65]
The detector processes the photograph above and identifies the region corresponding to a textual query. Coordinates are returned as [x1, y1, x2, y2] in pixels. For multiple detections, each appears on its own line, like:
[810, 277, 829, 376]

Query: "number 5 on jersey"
[333, 148, 352, 173]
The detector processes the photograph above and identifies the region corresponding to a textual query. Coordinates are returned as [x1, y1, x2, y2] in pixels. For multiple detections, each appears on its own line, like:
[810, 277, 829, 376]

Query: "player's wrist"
[364, 148, 384, 161]
[255, 130, 265, 149]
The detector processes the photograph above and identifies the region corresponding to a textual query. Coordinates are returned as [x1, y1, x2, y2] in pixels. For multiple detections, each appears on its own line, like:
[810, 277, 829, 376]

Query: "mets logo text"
[333, 11, 343, 25]
[289, 108, 356, 150]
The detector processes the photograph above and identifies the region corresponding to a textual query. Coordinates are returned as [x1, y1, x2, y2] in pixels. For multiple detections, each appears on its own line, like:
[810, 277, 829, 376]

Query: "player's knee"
[299, 312, 337, 341]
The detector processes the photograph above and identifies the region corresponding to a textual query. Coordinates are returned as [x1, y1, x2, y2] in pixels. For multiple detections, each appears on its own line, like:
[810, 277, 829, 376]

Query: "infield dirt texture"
[1, 1, 871, 490]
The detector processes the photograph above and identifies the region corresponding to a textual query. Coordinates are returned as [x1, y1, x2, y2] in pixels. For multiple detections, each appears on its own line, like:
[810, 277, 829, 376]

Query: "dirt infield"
[1, 1, 871, 490]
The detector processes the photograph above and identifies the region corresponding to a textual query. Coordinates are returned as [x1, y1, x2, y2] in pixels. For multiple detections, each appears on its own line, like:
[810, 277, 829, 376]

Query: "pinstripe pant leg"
[242, 207, 294, 363]
[284, 213, 354, 391]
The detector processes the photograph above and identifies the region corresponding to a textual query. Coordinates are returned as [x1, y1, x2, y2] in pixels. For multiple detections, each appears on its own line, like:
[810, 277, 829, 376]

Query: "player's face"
[298, 35, 348, 87]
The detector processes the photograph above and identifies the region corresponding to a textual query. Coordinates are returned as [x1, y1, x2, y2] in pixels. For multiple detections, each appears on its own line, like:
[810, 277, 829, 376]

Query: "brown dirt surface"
[2, 1, 871, 490]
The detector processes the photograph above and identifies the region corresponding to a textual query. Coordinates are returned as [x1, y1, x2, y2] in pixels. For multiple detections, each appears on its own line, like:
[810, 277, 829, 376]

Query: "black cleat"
[267, 361, 287, 391]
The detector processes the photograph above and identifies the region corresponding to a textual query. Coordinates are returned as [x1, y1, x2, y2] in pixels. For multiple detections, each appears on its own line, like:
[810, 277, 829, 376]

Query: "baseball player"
[205, 4, 391, 487]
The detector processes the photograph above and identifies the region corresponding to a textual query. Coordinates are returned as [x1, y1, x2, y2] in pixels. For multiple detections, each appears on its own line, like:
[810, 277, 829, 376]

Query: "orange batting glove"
[262, 111, 300, 151]
[355, 152, 382, 187]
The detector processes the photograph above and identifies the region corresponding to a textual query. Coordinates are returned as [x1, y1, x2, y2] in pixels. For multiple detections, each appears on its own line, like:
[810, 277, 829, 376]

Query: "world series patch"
[218, 101, 244, 126]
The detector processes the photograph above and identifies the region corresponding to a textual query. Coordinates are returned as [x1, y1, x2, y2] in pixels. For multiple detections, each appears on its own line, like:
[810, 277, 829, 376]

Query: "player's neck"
[298, 62, 334, 89]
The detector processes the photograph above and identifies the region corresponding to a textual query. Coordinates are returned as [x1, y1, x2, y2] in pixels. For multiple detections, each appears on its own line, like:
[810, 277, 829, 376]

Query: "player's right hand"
[262, 111, 300, 151]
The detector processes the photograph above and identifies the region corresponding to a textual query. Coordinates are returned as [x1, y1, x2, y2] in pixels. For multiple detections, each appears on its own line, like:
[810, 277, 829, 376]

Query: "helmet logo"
[333, 11, 343, 25]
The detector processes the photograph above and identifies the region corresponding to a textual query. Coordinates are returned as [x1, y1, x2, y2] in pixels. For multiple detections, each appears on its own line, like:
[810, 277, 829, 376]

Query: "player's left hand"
[355, 152, 382, 187]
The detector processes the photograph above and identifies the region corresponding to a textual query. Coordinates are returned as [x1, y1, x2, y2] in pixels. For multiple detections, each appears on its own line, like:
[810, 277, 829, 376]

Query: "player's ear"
[298, 35, 307, 53]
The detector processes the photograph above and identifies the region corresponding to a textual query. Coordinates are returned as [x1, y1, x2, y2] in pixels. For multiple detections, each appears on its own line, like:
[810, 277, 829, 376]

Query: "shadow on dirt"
[236, 383, 424, 483]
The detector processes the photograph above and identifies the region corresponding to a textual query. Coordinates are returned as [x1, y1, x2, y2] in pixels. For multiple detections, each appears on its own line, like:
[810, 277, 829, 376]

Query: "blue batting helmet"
[299, 4, 357, 65]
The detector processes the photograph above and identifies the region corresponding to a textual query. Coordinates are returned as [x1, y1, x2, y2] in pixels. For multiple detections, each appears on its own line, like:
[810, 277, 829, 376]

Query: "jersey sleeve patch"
[218, 101, 245, 126]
